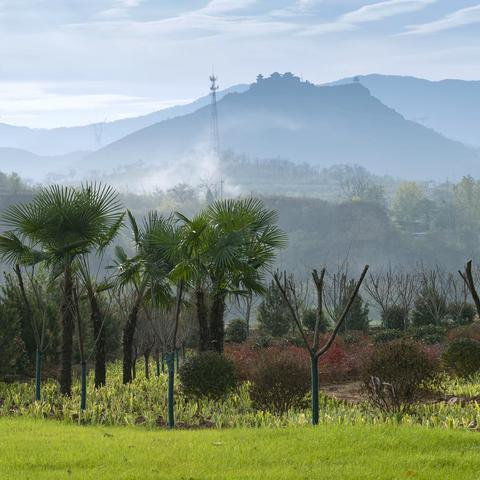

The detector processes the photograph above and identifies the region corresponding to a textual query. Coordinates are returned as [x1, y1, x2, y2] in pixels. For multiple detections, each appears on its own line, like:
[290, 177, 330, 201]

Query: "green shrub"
[179, 352, 236, 400]
[0, 302, 26, 381]
[445, 303, 476, 326]
[257, 280, 291, 337]
[343, 290, 370, 332]
[408, 325, 444, 344]
[373, 328, 404, 344]
[361, 340, 436, 413]
[249, 348, 310, 414]
[225, 319, 248, 343]
[412, 289, 446, 326]
[442, 338, 480, 377]
[279, 332, 306, 348]
[302, 309, 329, 333]
[381, 305, 408, 330]
[252, 332, 274, 349]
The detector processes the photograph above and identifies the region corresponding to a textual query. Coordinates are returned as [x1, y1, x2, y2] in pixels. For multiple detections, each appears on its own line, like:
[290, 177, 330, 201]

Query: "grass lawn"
[1, 418, 480, 479]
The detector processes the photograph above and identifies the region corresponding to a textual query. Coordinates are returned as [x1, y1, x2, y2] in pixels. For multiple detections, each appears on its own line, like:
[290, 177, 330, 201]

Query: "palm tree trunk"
[35, 348, 42, 401]
[195, 287, 210, 351]
[144, 351, 150, 379]
[209, 292, 225, 353]
[89, 293, 106, 388]
[60, 265, 74, 396]
[166, 351, 175, 428]
[155, 349, 160, 377]
[122, 296, 140, 384]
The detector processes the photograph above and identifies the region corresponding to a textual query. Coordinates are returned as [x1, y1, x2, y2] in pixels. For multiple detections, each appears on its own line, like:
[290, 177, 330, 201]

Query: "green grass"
[1, 418, 480, 479]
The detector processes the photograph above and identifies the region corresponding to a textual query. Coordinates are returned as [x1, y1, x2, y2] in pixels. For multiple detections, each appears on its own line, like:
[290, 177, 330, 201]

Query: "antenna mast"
[210, 74, 220, 161]
[92, 120, 105, 150]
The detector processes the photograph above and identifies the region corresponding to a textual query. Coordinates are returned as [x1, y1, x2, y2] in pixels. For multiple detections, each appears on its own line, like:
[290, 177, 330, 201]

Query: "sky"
[1, 0, 479, 128]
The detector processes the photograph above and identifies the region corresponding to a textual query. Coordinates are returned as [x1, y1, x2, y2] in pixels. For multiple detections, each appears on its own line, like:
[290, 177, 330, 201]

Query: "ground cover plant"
[1, 358, 480, 431]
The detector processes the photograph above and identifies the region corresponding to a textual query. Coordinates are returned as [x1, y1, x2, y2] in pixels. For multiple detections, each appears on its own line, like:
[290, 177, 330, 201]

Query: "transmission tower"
[210, 75, 220, 161]
[92, 121, 104, 150]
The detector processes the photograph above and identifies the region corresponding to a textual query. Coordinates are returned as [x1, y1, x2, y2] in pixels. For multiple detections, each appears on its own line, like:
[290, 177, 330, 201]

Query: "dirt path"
[321, 381, 366, 403]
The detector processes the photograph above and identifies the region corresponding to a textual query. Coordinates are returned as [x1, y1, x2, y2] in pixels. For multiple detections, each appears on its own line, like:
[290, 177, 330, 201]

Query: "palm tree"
[1, 184, 124, 395]
[0, 231, 48, 400]
[113, 211, 178, 384]
[75, 225, 122, 388]
[174, 198, 287, 353]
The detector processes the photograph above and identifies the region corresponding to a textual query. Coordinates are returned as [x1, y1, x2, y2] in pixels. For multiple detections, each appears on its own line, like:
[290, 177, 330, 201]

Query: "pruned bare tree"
[229, 292, 254, 335]
[273, 264, 369, 425]
[323, 263, 369, 333]
[413, 266, 460, 326]
[459, 260, 480, 319]
[133, 312, 156, 379]
[364, 265, 398, 322]
[394, 270, 417, 329]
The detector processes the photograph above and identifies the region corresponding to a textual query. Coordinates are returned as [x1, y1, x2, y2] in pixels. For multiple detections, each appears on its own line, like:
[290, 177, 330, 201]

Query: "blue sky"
[0, 0, 479, 127]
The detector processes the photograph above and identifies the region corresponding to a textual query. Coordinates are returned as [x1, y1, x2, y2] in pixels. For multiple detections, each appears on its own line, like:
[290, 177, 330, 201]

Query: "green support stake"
[80, 361, 87, 411]
[311, 354, 319, 426]
[175, 349, 179, 372]
[166, 352, 175, 428]
[35, 349, 42, 401]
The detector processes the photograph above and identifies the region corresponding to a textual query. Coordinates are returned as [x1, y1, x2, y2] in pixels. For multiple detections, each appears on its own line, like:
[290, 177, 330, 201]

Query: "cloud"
[198, 0, 258, 15]
[0, 81, 192, 128]
[270, 0, 323, 17]
[401, 4, 480, 35]
[340, 0, 436, 23]
[301, 0, 436, 36]
[97, 0, 143, 19]
[69, 0, 295, 40]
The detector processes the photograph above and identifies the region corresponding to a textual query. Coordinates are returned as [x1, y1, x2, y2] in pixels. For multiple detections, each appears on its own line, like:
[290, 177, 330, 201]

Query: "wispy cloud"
[401, 4, 480, 35]
[270, 0, 323, 18]
[198, 0, 258, 15]
[301, 0, 437, 36]
[0, 81, 192, 128]
[71, 0, 295, 39]
[97, 0, 143, 19]
[341, 0, 436, 23]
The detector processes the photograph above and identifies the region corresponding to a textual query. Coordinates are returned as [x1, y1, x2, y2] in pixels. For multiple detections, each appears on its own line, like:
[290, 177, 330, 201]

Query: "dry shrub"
[249, 347, 310, 414]
[361, 340, 437, 413]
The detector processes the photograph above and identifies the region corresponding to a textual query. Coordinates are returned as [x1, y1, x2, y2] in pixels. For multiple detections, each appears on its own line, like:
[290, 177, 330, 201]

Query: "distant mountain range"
[83, 73, 479, 180]
[0, 72, 479, 184]
[0, 84, 249, 156]
[329, 74, 480, 148]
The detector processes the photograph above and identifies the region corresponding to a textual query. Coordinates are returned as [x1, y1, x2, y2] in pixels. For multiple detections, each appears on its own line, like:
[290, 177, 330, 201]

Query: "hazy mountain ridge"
[84, 73, 480, 181]
[0, 147, 88, 182]
[0, 84, 249, 156]
[329, 74, 480, 147]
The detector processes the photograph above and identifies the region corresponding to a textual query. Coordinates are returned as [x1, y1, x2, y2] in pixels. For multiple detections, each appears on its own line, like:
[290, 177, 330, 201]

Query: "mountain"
[84, 73, 480, 181]
[0, 84, 249, 156]
[0, 147, 86, 182]
[329, 74, 480, 147]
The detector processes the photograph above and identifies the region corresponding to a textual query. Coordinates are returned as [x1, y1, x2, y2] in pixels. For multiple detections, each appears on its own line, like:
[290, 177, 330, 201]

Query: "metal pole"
[311, 354, 319, 425]
[80, 361, 87, 411]
[166, 352, 175, 428]
[35, 349, 42, 401]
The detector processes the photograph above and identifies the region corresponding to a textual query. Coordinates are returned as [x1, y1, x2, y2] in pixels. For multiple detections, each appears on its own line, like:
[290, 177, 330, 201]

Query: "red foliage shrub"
[225, 334, 373, 384]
